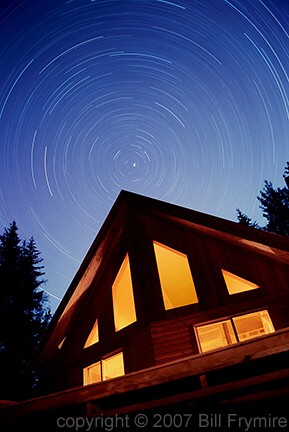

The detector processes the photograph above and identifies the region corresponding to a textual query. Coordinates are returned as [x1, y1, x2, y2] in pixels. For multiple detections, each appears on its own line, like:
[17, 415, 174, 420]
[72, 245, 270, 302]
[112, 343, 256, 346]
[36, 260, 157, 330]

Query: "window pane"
[102, 352, 125, 380]
[222, 270, 259, 294]
[83, 361, 101, 385]
[112, 254, 137, 331]
[196, 320, 237, 353]
[58, 337, 66, 350]
[84, 319, 99, 348]
[233, 310, 274, 342]
[153, 241, 198, 310]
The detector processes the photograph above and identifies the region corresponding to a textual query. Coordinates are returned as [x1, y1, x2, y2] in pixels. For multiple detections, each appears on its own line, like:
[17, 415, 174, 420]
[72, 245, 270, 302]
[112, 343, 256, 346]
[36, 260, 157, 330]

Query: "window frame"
[195, 319, 238, 353]
[83, 319, 99, 349]
[111, 253, 137, 332]
[221, 269, 260, 295]
[153, 240, 199, 311]
[194, 309, 274, 353]
[83, 350, 124, 385]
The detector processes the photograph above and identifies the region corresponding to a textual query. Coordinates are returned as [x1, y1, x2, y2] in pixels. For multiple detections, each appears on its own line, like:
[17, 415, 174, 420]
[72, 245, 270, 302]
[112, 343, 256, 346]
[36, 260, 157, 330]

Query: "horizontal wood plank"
[2, 327, 289, 419]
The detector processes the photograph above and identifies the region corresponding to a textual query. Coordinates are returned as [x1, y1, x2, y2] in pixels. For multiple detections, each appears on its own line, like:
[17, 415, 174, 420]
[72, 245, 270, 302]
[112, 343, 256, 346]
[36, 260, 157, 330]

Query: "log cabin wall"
[39, 193, 289, 392]
[55, 212, 159, 388]
[140, 210, 289, 365]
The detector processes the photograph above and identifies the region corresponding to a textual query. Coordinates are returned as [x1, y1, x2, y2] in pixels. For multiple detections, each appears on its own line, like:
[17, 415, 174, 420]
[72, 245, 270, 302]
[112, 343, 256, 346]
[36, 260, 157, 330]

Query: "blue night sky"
[0, 0, 288, 312]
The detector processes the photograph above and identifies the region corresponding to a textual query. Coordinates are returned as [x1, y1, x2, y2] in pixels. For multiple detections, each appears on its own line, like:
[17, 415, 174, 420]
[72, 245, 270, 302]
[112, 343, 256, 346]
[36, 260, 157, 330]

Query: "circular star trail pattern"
[0, 0, 288, 309]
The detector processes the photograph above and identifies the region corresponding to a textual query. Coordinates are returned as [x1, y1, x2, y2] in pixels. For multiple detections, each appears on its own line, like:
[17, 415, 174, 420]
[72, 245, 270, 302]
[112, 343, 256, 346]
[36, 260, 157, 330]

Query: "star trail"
[0, 0, 288, 311]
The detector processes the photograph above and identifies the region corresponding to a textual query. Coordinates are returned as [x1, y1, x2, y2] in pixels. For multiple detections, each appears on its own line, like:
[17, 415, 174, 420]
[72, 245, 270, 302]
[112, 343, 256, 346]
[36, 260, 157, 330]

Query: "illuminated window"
[232, 310, 274, 342]
[58, 337, 66, 350]
[196, 310, 274, 353]
[83, 361, 101, 385]
[196, 320, 237, 353]
[83, 352, 124, 385]
[153, 241, 198, 310]
[84, 319, 99, 348]
[222, 269, 259, 294]
[112, 254, 137, 331]
[102, 352, 125, 380]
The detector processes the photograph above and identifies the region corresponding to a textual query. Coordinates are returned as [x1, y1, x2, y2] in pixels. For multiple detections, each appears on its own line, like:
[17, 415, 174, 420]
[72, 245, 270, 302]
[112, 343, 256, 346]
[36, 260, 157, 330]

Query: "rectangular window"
[232, 310, 274, 342]
[83, 361, 101, 385]
[196, 310, 274, 353]
[196, 320, 237, 353]
[112, 254, 137, 331]
[83, 351, 124, 385]
[102, 352, 125, 380]
[153, 241, 198, 310]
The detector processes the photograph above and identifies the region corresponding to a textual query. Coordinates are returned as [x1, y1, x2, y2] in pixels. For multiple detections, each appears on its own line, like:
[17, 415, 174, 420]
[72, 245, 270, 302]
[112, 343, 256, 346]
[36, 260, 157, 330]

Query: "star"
[0, 0, 288, 311]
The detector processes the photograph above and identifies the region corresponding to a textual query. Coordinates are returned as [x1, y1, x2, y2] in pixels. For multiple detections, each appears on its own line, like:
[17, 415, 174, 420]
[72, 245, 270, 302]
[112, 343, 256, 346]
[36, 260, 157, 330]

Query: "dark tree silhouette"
[257, 180, 289, 236]
[283, 161, 289, 189]
[236, 209, 259, 228]
[237, 162, 289, 236]
[0, 221, 51, 401]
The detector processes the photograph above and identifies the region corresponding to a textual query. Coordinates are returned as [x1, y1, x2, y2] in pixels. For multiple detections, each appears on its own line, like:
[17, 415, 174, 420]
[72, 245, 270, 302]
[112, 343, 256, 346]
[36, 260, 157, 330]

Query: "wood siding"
[36, 192, 289, 394]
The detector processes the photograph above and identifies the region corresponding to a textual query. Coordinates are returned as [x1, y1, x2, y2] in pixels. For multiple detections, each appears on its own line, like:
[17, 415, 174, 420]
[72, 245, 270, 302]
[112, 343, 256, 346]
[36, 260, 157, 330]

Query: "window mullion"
[231, 318, 240, 342]
[100, 359, 104, 381]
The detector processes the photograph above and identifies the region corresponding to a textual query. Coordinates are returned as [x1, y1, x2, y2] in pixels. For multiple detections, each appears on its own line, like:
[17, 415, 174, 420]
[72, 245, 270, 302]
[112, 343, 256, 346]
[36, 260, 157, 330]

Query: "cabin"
[2, 190, 289, 427]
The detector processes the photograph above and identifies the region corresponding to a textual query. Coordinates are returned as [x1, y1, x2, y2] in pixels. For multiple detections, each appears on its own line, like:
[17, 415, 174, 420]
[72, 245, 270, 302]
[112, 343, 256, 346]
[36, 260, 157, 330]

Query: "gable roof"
[35, 190, 289, 364]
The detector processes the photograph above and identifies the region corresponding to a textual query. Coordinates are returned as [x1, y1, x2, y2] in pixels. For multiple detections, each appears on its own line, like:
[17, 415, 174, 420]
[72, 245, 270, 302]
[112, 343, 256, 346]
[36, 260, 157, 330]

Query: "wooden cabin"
[2, 190, 289, 426]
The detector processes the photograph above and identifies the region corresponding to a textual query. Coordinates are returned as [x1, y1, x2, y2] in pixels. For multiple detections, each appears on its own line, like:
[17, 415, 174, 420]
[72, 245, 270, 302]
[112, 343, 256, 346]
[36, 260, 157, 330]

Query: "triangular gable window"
[222, 270, 259, 295]
[112, 254, 137, 331]
[84, 319, 99, 348]
[153, 241, 198, 310]
[58, 337, 66, 350]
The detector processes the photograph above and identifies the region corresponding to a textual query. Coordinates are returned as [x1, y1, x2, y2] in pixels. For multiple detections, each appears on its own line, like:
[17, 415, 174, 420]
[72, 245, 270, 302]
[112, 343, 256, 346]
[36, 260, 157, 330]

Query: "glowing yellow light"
[153, 241, 198, 310]
[57, 337, 66, 350]
[233, 310, 274, 341]
[196, 310, 275, 353]
[222, 269, 259, 294]
[83, 361, 101, 385]
[83, 352, 125, 385]
[196, 320, 237, 353]
[84, 319, 99, 348]
[112, 254, 137, 331]
[102, 352, 125, 380]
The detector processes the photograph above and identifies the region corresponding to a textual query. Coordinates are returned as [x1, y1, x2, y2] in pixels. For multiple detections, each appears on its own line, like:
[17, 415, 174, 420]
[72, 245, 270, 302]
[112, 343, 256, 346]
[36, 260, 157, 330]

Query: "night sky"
[0, 0, 288, 312]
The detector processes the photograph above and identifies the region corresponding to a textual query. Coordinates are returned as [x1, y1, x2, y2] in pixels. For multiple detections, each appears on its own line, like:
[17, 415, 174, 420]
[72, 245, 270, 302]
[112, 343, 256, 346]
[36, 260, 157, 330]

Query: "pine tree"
[236, 209, 259, 228]
[283, 161, 289, 189]
[0, 222, 51, 400]
[257, 180, 289, 236]
[236, 162, 289, 236]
